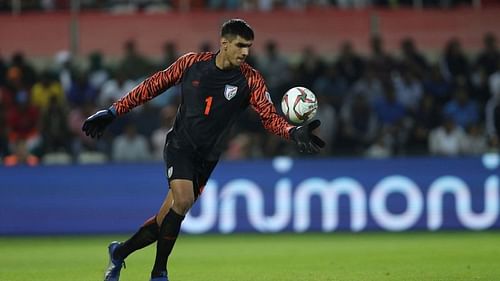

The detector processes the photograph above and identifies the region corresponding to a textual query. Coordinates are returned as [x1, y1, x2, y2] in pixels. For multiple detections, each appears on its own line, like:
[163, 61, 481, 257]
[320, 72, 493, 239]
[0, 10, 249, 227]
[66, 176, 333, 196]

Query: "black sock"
[151, 209, 185, 277]
[114, 216, 159, 260]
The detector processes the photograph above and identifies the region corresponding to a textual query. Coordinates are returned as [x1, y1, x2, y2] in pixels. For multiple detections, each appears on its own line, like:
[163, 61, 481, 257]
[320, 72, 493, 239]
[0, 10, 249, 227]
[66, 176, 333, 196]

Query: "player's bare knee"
[170, 179, 195, 214]
[172, 190, 194, 214]
[172, 197, 193, 215]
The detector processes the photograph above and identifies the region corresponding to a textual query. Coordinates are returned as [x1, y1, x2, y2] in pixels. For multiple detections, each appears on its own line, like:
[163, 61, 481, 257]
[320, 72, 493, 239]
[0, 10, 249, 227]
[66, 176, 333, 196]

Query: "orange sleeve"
[113, 52, 210, 115]
[242, 65, 295, 139]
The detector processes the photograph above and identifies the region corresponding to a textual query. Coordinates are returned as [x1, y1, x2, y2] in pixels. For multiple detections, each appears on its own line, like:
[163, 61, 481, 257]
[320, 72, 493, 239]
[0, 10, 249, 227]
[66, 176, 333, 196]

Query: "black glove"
[290, 119, 326, 154]
[82, 108, 116, 138]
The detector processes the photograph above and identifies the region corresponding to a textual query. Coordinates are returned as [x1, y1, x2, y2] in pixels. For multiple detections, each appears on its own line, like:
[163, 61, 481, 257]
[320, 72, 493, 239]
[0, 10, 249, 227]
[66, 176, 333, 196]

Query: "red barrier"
[0, 8, 499, 58]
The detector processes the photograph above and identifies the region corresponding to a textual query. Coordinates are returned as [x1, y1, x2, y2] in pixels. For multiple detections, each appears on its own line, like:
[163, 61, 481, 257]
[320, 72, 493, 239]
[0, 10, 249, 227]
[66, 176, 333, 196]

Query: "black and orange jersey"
[113, 52, 294, 160]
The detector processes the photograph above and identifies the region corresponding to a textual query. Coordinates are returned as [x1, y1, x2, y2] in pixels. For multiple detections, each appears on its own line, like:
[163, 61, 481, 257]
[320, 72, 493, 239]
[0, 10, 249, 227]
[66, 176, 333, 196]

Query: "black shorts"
[164, 143, 218, 199]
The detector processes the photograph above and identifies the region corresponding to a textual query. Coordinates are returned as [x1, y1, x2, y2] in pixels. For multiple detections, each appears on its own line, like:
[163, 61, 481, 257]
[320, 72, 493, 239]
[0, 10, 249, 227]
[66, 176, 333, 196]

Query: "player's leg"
[150, 179, 194, 280]
[148, 143, 218, 280]
[156, 189, 175, 224]
[115, 190, 174, 260]
[104, 191, 174, 281]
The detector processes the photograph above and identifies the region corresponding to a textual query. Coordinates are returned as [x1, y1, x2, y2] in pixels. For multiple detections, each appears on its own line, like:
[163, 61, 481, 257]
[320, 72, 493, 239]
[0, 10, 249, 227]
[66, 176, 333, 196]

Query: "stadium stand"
[0, 3, 499, 165]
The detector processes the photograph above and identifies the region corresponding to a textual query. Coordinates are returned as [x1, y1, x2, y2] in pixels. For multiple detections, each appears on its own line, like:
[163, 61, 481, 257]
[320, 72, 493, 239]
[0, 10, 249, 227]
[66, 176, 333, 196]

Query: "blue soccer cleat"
[150, 271, 169, 281]
[104, 241, 126, 281]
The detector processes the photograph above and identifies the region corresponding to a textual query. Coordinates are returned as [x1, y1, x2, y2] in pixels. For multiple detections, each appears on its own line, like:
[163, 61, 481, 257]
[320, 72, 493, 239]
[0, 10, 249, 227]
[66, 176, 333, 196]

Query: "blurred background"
[0, 0, 499, 164]
[0, 0, 499, 236]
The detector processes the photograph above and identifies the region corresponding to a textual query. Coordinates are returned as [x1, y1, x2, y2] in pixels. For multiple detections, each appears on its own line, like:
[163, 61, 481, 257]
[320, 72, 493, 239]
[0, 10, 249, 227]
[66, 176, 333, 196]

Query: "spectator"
[259, 40, 291, 99]
[41, 0, 56, 11]
[423, 63, 453, 106]
[3, 140, 39, 167]
[241, 0, 274, 11]
[392, 66, 423, 113]
[68, 102, 106, 157]
[408, 95, 441, 154]
[207, 0, 223, 9]
[199, 41, 213, 53]
[118, 39, 153, 81]
[400, 37, 429, 78]
[335, 41, 364, 86]
[40, 96, 71, 154]
[66, 71, 98, 107]
[224, 133, 254, 160]
[443, 88, 479, 129]
[314, 94, 337, 155]
[440, 38, 470, 82]
[54, 50, 75, 94]
[368, 35, 395, 81]
[9, 52, 37, 88]
[5, 65, 27, 96]
[0, 54, 6, 86]
[374, 83, 407, 127]
[6, 89, 40, 151]
[365, 132, 393, 158]
[470, 65, 492, 106]
[461, 123, 488, 155]
[151, 105, 177, 160]
[0, 82, 14, 109]
[0, 103, 8, 159]
[486, 67, 500, 148]
[112, 123, 151, 162]
[0, 80, 14, 159]
[336, 0, 370, 8]
[158, 41, 178, 70]
[340, 94, 379, 154]
[98, 70, 136, 107]
[31, 70, 65, 111]
[87, 51, 110, 91]
[489, 61, 500, 99]
[374, 82, 410, 154]
[429, 117, 466, 156]
[350, 65, 384, 107]
[475, 32, 500, 76]
[132, 102, 161, 138]
[283, 0, 308, 9]
[314, 62, 349, 111]
[296, 46, 325, 89]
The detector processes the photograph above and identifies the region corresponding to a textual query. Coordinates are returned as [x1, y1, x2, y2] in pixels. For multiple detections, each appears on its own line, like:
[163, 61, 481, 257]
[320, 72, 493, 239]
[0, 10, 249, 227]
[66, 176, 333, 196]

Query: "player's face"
[224, 35, 253, 67]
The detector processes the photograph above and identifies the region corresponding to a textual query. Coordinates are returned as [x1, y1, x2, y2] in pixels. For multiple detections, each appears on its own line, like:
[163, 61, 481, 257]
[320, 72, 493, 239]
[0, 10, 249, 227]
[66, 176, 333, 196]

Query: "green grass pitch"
[0, 232, 498, 281]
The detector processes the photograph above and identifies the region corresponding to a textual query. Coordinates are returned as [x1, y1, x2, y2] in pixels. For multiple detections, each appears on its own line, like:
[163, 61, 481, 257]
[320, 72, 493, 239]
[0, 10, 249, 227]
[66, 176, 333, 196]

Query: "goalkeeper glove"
[82, 107, 116, 138]
[290, 119, 325, 153]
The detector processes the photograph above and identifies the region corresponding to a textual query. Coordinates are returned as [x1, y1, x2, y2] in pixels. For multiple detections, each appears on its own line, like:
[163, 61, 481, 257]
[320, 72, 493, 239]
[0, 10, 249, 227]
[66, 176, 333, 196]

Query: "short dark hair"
[221, 19, 254, 41]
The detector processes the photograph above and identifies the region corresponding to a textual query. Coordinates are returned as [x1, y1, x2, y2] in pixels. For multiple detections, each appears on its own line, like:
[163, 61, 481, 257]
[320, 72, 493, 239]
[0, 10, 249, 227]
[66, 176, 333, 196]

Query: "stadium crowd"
[0, 33, 499, 166]
[0, 0, 480, 13]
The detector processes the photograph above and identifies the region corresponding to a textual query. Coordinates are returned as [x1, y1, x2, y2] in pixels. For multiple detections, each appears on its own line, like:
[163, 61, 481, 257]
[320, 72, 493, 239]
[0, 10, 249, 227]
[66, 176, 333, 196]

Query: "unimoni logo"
[182, 156, 499, 233]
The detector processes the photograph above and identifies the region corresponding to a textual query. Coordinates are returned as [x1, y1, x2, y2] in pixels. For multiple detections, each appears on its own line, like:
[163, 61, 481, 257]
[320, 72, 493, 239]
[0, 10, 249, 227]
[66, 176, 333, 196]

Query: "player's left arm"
[247, 68, 325, 153]
[247, 70, 295, 139]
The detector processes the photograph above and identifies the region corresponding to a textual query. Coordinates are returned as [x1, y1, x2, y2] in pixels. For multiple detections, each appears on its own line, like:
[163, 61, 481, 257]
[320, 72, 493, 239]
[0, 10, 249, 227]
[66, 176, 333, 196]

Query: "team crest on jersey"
[224, 85, 238, 100]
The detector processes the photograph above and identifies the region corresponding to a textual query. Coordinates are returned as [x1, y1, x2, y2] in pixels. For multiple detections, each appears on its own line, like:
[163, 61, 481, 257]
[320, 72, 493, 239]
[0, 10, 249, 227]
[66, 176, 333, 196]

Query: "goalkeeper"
[82, 18, 324, 281]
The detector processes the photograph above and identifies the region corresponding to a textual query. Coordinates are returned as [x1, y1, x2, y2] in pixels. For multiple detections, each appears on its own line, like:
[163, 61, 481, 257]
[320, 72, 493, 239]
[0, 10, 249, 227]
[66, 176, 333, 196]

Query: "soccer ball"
[281, 86, 318, 124]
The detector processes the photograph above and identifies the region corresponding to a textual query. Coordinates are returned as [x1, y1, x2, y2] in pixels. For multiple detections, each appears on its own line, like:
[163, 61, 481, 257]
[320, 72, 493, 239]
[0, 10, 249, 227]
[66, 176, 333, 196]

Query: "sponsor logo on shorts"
[168, 166, 173, 178]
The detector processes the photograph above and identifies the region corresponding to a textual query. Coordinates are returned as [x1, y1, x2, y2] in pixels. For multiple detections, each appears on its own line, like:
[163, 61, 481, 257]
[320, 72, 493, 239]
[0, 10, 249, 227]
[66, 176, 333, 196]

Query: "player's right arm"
[82, 52, 208, 138]
[113, 52, 202, 116]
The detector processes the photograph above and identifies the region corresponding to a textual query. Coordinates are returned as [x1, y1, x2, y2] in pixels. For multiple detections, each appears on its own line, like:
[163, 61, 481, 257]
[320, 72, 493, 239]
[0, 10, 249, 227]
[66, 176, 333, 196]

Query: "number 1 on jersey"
[204, 96, 213, 115]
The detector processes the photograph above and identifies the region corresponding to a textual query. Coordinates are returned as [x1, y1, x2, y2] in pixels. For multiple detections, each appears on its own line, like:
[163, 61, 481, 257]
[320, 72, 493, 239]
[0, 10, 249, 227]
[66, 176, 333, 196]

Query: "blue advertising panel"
[0, 155, 498, 235]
